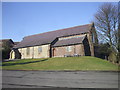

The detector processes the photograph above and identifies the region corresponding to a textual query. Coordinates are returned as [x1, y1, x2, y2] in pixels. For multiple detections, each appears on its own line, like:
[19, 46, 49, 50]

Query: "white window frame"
[66, 46, 72, 52]
[38, 46, 42, 54]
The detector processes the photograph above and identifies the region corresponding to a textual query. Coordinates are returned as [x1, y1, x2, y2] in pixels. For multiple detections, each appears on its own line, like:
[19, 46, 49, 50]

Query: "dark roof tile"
[53, 35, 86, 47]
[14, 24, 92, 48]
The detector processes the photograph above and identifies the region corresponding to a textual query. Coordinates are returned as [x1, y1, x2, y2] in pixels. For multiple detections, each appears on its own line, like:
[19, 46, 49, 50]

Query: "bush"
[108, 52, 117, 63]
[94, 43, 111, 60]
[2, 48, 11, 60]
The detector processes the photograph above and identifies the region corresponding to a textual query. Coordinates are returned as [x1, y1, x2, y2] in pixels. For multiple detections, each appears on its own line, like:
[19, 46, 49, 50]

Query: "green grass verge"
[1, 56, 118, 71]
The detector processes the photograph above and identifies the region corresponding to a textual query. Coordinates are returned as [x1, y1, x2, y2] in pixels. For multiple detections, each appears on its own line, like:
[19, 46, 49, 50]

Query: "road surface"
[2, 70, 119, 88]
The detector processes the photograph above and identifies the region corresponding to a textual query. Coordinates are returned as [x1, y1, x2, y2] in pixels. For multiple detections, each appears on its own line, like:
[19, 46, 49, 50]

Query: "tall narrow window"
[92, 33, 95, 43]
[38, 46, 42, 54]
[26, 47, 30, 55]
[66, 46, 72, 52]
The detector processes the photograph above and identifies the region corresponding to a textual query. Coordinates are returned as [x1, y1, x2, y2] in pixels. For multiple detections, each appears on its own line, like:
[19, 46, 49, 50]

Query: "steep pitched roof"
[14, 24, 92, 48]
[53, 35, 86, 47]
[0, 39, 14, 48]
[0, 39, 13, 42]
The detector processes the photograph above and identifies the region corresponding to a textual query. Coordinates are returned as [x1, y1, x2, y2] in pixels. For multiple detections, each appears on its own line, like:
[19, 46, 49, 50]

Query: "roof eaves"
[13, 43, 51, 49]
[53, 43, 82, 47]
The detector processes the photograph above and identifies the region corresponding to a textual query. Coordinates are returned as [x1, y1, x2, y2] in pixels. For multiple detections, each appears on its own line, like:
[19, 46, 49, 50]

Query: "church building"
[10, 23, 98, 59]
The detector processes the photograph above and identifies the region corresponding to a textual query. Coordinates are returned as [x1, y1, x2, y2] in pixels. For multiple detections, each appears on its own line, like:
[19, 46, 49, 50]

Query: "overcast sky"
[2, 2, 117, 42]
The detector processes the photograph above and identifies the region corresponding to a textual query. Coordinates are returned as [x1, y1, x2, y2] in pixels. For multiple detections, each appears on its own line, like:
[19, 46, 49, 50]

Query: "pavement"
[2, 70, 119, 89]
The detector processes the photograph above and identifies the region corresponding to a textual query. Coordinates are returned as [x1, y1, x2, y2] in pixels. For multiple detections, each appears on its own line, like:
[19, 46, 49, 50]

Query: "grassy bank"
[1, 56, 118, 71]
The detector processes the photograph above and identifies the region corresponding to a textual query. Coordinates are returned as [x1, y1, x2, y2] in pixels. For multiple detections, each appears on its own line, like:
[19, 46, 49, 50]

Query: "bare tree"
[94, 3, 119, 63]
[118, 2, 120, 64]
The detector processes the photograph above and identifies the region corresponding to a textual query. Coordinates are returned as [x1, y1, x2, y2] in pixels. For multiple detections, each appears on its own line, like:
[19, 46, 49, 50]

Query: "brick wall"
[52, 44, 84, 57]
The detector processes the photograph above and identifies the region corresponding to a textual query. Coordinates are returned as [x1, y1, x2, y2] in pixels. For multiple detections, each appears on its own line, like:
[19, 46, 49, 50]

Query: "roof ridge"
[24, 23, 91, 38]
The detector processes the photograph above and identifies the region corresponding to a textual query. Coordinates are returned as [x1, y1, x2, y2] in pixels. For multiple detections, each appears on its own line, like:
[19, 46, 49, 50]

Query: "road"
[2, 70, 119, 88]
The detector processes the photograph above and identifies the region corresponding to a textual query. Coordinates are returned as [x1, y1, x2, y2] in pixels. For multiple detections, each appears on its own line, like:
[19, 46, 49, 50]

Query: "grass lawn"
[1, 56, 118, 71]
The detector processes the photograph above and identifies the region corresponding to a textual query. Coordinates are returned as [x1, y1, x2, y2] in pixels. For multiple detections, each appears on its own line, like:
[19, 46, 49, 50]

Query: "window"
[92, 33, 95, 43]
[66, 46, 72, 52]
[38, 46, 42, 54]
[26, 47, 30, 55]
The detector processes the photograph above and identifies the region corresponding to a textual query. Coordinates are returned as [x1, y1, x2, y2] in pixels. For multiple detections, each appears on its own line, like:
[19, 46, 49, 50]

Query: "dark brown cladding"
[14, 24, 92, 48]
